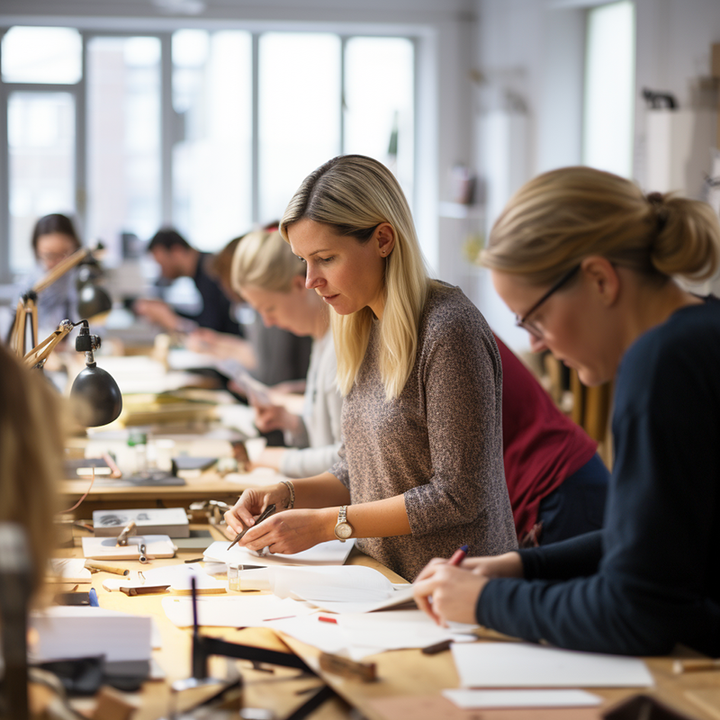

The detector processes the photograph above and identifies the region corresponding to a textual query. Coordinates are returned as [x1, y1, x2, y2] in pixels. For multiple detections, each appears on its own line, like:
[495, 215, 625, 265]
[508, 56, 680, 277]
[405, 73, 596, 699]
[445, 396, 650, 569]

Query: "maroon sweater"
[495, 335, 597, 540]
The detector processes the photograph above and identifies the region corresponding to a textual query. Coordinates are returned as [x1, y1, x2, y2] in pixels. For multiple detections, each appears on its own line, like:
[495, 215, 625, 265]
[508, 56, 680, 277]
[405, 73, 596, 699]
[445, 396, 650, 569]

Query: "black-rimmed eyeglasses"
[515, 265, 581, 339]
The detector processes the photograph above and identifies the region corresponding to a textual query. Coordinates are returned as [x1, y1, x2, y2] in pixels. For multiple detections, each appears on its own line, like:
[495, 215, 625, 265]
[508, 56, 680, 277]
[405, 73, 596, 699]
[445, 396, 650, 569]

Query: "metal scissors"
[227, 503, 276, 551]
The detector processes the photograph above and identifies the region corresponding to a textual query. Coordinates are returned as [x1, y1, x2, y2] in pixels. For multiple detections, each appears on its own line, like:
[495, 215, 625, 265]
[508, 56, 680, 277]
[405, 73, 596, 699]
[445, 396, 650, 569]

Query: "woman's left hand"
[413, 563, 488, 626]
[239, 508, 332, 555]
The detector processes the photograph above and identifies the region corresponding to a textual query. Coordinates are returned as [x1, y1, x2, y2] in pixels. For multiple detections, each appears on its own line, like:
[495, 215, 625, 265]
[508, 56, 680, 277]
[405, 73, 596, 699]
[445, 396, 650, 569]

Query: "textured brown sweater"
[329, 282, 517, 581]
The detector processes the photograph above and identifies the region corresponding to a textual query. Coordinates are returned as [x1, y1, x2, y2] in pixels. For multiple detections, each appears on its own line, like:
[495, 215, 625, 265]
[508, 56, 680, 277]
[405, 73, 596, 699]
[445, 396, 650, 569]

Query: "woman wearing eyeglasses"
[224, 154, 518, 581]
[414, 165, 720, 656]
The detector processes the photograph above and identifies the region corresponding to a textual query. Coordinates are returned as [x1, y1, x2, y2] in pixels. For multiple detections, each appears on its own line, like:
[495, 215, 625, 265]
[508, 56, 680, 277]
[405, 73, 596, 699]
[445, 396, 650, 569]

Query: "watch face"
[335, 522, 353, 540]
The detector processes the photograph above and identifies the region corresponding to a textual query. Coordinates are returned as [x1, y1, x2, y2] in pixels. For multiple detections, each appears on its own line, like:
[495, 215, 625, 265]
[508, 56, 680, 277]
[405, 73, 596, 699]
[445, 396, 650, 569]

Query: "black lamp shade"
[70, 363, 123, 427]
[77, 284, 112, 319]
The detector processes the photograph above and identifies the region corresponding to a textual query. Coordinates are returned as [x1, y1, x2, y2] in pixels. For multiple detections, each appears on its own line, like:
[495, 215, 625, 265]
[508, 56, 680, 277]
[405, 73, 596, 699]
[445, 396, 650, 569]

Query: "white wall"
[471, 0, 720, 351]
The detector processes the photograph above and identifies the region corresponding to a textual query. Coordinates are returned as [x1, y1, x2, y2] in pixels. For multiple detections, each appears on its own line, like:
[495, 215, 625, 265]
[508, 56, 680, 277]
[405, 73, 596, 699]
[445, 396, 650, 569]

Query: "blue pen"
[88, 587, 99, 607]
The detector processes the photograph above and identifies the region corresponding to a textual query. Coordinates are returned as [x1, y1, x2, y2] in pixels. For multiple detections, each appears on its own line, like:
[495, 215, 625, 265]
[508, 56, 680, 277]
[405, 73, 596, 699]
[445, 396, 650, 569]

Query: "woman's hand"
[413, 563, 487, 626]
[412, 552, 522, 626]
[224, 484, 291, 535]
[239, 507, 335, 555]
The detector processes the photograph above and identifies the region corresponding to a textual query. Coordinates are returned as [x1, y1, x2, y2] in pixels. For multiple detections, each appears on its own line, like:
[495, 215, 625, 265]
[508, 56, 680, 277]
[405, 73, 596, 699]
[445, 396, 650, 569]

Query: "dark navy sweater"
[477, 297, 720, 656]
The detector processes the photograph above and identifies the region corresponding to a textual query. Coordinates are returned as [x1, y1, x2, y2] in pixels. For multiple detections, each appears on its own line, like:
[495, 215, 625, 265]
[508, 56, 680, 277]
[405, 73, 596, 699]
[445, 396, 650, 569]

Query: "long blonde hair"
[481, 166, 720, 286]
[231, 229, 304, 293]
[0, 345, 63, 594]
[279, 155, 429, 400]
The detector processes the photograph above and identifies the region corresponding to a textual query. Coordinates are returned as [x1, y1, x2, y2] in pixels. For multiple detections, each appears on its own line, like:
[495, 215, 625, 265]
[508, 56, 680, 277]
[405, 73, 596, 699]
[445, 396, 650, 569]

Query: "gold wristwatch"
[334, 505, 353, 542]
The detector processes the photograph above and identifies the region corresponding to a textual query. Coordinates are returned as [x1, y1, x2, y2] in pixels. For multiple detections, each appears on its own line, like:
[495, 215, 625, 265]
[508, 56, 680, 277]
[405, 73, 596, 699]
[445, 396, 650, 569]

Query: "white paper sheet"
[161, 594, 313, 627]
[48, 558, 92, 583]
[442, 689, 603, 709]
[451, 642, 655, 688]
[203, 539, 355, 567]
[138, 563, 227, 592]
[268, 609, 475, 661]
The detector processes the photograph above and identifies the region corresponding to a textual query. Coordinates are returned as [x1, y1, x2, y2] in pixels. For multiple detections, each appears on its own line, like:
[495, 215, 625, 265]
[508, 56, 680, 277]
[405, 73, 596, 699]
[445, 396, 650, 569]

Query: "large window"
[1, 26, 415, 279]
[582, 1, 636, 178]
[87, 36, 162, 264]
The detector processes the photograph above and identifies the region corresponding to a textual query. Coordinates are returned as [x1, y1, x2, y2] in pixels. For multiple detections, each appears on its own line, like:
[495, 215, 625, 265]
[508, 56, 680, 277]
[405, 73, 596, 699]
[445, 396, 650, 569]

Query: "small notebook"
[82, 535, 176, 560]
[93, 507, 190, 538]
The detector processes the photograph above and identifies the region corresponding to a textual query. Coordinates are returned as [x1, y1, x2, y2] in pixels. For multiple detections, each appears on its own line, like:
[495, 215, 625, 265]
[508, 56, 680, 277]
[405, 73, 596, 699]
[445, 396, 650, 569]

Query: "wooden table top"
[44, 527, 720, 720]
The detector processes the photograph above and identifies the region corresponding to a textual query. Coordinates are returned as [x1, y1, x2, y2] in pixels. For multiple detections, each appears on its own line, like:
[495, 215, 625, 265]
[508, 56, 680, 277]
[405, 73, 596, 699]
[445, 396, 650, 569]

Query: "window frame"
[0, 24, 419, 283]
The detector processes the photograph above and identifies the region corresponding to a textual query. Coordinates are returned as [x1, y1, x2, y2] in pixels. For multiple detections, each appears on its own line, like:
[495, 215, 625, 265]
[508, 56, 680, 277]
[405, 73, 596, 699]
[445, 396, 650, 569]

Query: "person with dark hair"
[23, 213, 83, 337]
[414, 166, 720, 657]
[185, 234, 312, 388]
[134, 227, 240, 335]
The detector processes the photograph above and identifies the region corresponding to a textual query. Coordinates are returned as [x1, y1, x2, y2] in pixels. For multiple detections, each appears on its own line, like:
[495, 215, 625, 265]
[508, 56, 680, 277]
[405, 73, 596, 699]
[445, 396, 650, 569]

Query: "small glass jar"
[227, 562, 241, 591]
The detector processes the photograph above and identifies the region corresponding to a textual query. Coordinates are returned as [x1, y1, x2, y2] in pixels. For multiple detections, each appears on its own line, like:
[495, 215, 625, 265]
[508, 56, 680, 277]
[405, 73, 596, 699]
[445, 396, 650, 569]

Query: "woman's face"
[491, 267, 616, 387]
[287, 218, 391, 318]
[241, 276, 316, 337]
[35, 233, 77, 270]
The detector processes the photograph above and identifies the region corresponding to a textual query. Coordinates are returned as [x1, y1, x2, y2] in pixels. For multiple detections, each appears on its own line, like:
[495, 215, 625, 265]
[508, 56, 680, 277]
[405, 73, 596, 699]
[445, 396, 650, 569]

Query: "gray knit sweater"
[329, 282, 517, 581]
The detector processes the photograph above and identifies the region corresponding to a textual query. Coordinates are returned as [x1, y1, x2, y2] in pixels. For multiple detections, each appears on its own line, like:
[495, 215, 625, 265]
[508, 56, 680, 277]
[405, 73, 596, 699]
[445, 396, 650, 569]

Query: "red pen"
[318, 615, 338, 624]
[448, 544, 469, 566]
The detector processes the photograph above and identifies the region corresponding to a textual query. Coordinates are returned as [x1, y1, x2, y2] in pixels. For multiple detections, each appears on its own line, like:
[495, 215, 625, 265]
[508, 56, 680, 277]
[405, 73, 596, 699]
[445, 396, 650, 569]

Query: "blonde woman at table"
[224, 154, 517, 581]
[229, 228, 343, 479]
[413, 166, 720, 656]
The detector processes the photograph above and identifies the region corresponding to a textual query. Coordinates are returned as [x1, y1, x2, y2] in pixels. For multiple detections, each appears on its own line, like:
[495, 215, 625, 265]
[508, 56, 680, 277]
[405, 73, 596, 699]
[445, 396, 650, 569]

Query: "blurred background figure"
[185, 232, 312, 388]
[23, 213, 82, 339]
[231, 229, 342, 477]
[133, 227, 240, 336]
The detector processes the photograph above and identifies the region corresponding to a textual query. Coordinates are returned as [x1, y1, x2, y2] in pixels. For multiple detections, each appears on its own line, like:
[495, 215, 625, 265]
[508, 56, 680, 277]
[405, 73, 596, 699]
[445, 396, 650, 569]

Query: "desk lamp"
[24, 318, 123, 427]
[0, 523, 33, 720]
[10, 244, 111, 357]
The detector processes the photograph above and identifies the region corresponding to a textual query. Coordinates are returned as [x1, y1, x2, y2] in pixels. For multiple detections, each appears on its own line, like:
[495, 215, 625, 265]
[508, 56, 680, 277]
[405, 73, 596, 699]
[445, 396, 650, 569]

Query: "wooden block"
[318, 652, 377, 682]
[92, 685, 138, 720]
[686, 688, 720, 720]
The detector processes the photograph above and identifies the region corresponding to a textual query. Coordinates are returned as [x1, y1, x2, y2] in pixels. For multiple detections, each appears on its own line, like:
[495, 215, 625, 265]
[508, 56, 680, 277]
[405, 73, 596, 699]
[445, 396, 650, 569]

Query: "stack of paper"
[266, 565, 416, 613]
[30, 606, 152, 662]
[203, 539, 355, 567]
[267, 609, 476, 661]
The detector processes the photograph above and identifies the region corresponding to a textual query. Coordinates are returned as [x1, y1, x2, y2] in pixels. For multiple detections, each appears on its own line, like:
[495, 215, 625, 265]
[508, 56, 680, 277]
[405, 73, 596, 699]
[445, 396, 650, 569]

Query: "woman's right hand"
[223, 483, 290, 536]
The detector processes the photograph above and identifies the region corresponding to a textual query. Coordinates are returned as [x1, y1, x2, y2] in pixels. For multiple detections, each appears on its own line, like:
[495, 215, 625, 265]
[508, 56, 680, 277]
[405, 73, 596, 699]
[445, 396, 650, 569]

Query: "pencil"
[673, 658, 720, 674]
[84, 560, 129, 576]
[228, 503, 276, 550]
[448, 544, 469, 566]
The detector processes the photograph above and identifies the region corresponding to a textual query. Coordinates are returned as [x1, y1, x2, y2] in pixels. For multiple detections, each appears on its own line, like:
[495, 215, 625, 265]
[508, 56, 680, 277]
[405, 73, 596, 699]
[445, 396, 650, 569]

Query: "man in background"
[134, 228, 241, 336]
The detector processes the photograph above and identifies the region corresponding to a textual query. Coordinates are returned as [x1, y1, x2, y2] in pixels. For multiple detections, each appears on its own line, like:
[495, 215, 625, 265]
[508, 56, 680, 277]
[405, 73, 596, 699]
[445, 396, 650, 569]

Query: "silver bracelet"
[280, 479, 295, 509]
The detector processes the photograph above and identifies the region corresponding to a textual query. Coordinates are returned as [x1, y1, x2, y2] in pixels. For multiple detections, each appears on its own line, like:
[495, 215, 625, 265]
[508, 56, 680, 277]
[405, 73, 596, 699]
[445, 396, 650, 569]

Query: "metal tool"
[227, 504, 276, 551]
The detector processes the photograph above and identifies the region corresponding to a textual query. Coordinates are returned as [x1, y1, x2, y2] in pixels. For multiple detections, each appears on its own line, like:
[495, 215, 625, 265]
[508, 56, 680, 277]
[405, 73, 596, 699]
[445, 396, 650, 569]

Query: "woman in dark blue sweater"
[414, 166, 720, 657]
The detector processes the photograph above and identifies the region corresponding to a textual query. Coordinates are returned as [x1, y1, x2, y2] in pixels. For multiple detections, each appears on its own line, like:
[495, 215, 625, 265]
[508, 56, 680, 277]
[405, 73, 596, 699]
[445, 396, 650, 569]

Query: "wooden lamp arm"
[31, 245, 100, 294]
[23, 320, 74, 369]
